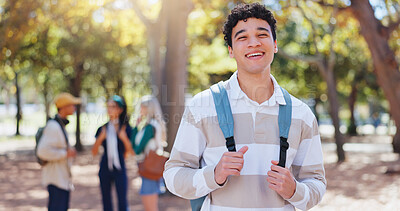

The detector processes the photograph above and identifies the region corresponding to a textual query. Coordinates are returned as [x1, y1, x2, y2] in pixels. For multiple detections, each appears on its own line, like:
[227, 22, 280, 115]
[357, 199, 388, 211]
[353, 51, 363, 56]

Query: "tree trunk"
[350, 0, 400, 153]
[116, 75, 123, 96]
[325, 69, 346, 162]
[348, 76, 358, 136]
[162, 0, 193, 152]
[70, 63, 84, 151]
[314, 97, 320, 124]
[148, 26, 163, 103]
[100, 78, 110, 100]
[394, 126, 400, 153]
[43, 75, 51, 121]
[15, 72, 22, 136]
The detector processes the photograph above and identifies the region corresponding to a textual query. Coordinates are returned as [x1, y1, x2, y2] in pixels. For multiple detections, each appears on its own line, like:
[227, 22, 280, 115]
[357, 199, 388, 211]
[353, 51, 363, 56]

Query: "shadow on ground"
[0, 147, 190, 211]
[0, 135, 399, 210]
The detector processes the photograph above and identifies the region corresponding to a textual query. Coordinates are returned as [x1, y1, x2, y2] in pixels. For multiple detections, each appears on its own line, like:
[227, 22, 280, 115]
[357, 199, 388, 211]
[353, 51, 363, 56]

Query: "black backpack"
[35, 116, 69, 166]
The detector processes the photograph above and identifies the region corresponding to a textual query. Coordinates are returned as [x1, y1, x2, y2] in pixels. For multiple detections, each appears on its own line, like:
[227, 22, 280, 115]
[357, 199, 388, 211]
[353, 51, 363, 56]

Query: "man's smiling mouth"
[246, 52, 264, 58]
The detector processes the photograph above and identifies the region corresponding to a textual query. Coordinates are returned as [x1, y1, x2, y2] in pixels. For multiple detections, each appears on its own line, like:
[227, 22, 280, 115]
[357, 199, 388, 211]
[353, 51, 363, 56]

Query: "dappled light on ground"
[0, 135, 399, 210]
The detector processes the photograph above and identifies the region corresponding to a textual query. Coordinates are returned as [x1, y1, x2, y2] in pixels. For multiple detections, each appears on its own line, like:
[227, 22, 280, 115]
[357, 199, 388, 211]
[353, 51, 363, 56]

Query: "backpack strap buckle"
[225, 136, 236, 152]
[278, 136, 289, 167]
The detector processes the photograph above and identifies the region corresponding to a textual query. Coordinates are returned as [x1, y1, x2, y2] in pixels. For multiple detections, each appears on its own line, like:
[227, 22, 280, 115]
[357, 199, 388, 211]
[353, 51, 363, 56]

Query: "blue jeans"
[47, 184, 70, 211]
[99, 167, 128, 211]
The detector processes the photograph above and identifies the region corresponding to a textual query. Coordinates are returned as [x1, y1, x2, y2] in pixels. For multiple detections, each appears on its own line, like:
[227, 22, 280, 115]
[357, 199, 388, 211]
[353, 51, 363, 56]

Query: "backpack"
[35, 125, 48, 166]
[35, 117, 69, 166]
[190, 81, 292, 211]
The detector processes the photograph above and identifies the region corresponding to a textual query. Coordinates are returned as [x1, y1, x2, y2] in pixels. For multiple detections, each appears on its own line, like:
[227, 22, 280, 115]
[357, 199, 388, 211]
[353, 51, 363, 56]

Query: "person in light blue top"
[131, 95, 167, 211]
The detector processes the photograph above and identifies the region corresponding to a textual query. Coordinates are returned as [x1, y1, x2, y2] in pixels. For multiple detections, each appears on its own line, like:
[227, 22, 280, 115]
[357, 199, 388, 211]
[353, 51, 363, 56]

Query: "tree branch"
[388, 19, 400, 35]
[327, 0, 338, 72]
[312, 0, 350, 12]
[278, 49, 322, 65]
[0, 77, 10, 91]
[279, 49, 328, 79]
[296, 0, 321, 56]
[131, 0, 151, 27]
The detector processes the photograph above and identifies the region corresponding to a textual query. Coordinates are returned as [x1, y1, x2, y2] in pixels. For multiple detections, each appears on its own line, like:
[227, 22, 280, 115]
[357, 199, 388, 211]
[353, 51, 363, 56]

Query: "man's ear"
[228, 46, 234, 58]
[274, 40, 278, 53]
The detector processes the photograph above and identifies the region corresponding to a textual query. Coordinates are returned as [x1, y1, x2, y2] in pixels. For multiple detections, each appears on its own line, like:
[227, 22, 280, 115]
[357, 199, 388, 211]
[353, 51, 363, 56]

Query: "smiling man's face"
[229, 18, 277, 76]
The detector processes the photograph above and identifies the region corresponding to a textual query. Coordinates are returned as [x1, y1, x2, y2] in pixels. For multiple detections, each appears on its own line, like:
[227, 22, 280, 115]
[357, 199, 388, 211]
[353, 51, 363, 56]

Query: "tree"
[162, 0, 193, 152]
[131, 0, 167, 103]
[0, 0, 42, 135]
[349, 0, 400, 153]
[132, 0, 193, 151]
[278, 0, 346, 161]
[316, 0, 400, 153]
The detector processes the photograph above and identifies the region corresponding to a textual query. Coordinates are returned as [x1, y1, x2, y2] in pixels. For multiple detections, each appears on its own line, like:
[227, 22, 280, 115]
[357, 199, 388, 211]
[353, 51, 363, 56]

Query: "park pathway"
[0, 135, 399, 210]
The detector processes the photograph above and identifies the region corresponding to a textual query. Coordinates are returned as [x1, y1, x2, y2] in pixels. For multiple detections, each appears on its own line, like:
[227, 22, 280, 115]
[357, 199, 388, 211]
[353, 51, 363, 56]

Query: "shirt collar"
[228, 71, 286, 106]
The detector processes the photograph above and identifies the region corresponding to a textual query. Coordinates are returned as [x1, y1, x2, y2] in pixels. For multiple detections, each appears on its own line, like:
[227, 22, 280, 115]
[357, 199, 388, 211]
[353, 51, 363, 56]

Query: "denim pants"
[99, 166, 128, 211]
[47, 184, 70, 211]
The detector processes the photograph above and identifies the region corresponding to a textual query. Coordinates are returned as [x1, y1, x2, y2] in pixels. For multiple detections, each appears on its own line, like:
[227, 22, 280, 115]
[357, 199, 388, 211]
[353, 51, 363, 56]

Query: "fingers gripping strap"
[278, 87, 292, 167]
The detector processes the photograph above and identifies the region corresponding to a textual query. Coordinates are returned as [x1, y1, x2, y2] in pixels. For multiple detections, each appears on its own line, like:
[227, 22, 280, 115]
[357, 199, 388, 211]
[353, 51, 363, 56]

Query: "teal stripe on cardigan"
[130, 124, 155, 155]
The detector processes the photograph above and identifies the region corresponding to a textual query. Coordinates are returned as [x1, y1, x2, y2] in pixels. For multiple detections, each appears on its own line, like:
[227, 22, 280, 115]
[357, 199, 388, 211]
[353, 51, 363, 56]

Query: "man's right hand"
[214, 146, 248, 185]
[67, 147, 77, 158]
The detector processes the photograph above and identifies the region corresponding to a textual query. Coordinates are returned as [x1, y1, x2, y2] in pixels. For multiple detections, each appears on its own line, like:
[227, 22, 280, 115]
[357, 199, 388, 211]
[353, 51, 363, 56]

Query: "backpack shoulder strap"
[278, 87, 292, 167]
[190, 81, 235, 211]
[210, 81, 236, 152]
[53, 116, 69, 148]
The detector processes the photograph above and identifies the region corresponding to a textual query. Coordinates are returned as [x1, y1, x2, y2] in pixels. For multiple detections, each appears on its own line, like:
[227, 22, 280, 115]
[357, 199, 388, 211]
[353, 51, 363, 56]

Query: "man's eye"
[238, 36, 246, 40]
[259, 34, 268, 37]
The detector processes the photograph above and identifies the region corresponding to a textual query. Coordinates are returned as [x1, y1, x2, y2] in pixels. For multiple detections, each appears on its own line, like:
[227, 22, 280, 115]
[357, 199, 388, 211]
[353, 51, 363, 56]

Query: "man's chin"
[238, 67, 270, 75]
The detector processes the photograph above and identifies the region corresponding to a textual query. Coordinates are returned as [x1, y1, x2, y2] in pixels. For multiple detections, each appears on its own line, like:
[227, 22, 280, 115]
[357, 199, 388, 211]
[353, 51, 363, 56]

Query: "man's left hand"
[267, 160, 296, 199]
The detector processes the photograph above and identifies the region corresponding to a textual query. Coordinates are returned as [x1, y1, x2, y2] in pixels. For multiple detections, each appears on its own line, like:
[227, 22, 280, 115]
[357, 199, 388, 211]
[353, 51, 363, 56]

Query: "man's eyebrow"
[257, 27, 270, 33]
[234, 29, 246, 38]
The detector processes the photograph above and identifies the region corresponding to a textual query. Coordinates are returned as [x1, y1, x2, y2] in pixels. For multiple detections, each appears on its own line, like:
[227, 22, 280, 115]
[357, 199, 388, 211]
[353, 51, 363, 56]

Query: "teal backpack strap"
[209, 81, 236, 152]
[189, 81, 236, 211]
[190, 197, 206, 211]
[278, 87, 292, 167]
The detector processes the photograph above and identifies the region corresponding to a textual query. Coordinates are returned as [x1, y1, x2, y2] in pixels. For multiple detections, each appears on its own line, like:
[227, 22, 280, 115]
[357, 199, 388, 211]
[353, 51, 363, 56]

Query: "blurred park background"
[0, 0, 400, 210]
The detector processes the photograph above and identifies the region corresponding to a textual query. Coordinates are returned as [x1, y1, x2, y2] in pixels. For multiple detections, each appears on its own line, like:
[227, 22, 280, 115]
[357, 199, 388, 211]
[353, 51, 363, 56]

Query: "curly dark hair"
[223, 3, 277, 48]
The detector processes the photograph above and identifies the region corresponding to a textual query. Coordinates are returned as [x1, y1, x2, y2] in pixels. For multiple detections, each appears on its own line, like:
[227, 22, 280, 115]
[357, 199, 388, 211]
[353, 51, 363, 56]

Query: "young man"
[164, 3, 326, 211]
[37, 92, 81, 211]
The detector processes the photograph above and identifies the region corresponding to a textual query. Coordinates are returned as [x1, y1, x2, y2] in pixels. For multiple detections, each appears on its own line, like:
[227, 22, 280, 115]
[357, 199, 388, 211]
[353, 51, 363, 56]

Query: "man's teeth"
[246, 53, 263, 58]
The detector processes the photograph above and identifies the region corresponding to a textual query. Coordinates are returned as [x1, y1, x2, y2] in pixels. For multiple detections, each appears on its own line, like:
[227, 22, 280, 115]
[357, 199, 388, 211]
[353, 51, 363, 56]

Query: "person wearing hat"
[37, 92, 81, 211]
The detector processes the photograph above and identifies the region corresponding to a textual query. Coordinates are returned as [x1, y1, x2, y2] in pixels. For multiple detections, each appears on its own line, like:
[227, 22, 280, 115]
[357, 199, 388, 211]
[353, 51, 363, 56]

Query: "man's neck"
[237, 69, 274, 104]
[57, 112, 68, 119]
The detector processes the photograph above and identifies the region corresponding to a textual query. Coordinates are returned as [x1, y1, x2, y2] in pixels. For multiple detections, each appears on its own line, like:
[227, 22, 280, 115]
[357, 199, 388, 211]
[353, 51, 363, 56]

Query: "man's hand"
[214, 146, 248, 185]
[267, 160, 296, 199]
[67, 147, 77, 158]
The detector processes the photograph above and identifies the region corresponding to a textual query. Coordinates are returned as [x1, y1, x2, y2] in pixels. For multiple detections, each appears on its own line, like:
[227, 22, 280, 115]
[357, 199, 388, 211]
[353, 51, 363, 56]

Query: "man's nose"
[247, 36, 261, 47]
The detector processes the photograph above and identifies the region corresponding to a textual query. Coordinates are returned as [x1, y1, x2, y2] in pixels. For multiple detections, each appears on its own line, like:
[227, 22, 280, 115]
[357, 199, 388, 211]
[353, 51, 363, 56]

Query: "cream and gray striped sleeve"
[163, 106, 222, 199]
[287, 110, 327, 210]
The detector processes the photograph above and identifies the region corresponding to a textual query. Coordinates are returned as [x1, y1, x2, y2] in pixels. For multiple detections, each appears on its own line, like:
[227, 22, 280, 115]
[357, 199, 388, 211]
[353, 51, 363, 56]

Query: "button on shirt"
[163, 71, 326, 211]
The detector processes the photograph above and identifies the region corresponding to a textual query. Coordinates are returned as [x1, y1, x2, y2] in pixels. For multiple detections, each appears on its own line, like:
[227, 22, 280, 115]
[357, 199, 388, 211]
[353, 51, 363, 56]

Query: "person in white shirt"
[163, 3, 326, 211]
[37, 92, 80, 211]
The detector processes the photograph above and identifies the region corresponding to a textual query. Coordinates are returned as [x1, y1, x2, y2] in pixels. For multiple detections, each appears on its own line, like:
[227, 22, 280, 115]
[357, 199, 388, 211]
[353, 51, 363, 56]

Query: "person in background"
[37, 92, 81, 211]
[130, 95, 167, 211]
[92, 95, 134, 211]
